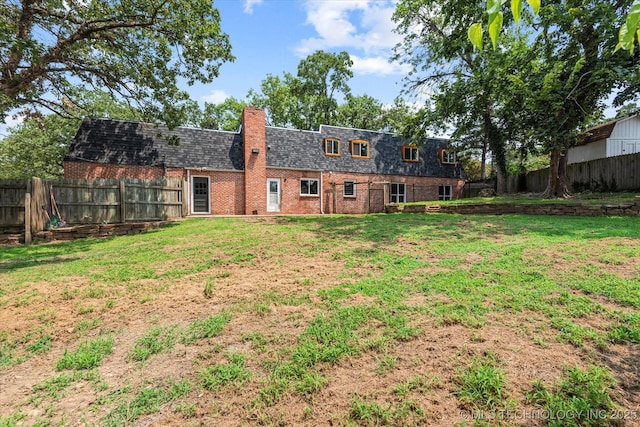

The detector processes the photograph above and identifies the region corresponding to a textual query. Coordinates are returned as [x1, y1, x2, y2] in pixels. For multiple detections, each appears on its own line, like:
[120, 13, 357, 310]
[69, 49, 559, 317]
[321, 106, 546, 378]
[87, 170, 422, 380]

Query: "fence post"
[119, 180, 126, 223]
[24, 193, 32, 244]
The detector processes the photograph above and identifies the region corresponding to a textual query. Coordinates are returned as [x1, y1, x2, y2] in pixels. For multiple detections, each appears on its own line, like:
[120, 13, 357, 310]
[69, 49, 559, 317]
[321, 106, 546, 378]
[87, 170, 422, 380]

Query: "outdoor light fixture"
[252, 148, 260, 154]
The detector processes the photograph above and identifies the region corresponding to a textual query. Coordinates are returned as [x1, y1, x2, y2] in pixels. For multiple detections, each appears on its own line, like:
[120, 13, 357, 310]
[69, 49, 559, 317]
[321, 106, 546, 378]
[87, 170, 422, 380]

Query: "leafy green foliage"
[0, 89, 142, 179]
[0, 0, 234, 126]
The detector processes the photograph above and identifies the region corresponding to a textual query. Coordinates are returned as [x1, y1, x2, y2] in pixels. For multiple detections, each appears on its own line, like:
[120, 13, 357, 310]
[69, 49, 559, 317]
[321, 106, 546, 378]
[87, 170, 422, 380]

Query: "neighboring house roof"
[576, 114, 639, 146]
[66, 118, 459, 178]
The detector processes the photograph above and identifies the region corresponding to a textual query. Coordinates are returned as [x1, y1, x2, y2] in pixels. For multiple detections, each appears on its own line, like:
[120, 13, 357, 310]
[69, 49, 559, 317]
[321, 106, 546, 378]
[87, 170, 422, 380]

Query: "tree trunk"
[542, 148, 571, 198]
[480, 137, 487, 181]
[495, 167, 506, 195]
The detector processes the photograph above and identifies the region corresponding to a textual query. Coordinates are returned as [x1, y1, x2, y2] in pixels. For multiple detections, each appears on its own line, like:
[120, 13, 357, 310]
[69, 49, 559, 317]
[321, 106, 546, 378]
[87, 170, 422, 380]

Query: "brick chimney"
[242, 107, 267, 215]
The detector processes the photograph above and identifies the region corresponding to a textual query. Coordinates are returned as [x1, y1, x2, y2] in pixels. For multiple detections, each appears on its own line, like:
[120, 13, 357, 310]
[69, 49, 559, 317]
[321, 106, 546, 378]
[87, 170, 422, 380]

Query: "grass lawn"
[0, 213, 639, 426]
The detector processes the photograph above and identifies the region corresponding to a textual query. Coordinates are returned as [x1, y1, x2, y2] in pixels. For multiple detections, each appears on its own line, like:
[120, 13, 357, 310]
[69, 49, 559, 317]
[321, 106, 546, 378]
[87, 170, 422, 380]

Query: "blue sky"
[187, 0, 411, 106]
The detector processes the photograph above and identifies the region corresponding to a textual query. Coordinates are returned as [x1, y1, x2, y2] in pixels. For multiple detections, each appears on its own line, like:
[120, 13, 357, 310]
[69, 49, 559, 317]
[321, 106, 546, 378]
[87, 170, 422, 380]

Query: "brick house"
[64, 107, 465, 215]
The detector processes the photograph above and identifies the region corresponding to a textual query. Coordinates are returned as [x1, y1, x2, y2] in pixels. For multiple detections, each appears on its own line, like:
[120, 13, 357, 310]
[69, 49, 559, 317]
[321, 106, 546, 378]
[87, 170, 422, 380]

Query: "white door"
[267, 179, 281, 212]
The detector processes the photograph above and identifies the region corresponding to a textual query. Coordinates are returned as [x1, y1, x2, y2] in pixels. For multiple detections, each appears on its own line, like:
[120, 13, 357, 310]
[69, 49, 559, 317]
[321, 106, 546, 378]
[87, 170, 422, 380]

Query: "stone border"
[387, 201, 640, 216]
[1, 221, 175, 245]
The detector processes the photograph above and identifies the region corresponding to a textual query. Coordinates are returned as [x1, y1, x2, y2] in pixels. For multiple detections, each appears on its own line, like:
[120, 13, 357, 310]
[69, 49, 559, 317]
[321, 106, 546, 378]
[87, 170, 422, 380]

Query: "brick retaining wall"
[387, 201, 640, 216]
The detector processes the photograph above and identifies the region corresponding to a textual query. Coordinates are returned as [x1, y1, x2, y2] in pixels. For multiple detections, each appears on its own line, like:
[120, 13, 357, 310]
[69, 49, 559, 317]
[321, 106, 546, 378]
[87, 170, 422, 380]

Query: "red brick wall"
[242, 107, 267, 215]
[188, 171, 245, 215]
[266, 169, 324, 214]
[264, 169, 466, 215]
[64, 161, 165, 179]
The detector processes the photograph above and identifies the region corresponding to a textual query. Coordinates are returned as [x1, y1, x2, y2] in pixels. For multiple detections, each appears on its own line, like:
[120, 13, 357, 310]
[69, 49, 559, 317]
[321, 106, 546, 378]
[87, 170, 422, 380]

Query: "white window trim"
[300, 178, 319, 197]
[391, 182, 406, 203]
[344, 180, 356, 198]
[439, 184, 453, 201]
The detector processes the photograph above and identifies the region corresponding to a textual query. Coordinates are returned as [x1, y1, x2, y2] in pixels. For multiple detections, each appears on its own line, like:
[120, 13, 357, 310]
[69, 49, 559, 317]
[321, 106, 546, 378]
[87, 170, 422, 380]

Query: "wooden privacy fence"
[1, 177, 186, 243]
[513, 152, 640, 194]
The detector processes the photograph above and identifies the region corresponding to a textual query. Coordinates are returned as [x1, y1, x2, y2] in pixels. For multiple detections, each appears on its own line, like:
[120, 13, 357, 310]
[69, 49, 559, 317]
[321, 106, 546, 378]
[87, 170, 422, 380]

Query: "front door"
[267, 178, 281, 212]
[192, 177, 210, 214]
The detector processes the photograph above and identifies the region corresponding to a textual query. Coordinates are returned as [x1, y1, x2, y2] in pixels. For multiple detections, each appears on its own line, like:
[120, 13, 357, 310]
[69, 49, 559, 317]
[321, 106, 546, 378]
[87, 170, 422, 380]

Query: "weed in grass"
[348, 395, 425, 426]
[526, 366, 616, 427]
[173, 401, 196, 418]
[374, 353, 397, 376]
[56, 336, 113, 371]
[102, 299, 115, 311]
[252, 302, 272, 317]
[295, 371, 327, 397]
[181, 312, 231, 345]
[393, 375, 440, 397]
[30, 372, 80, 404]
[60, 288, 77, 300]
[203, 279, 214, 298]
[27, 335, 53, 355]
[76, 304, 95, 315]
[0, 412, 26, 426]
[550, 317, 603, 347]
[242, 332, 268, 352]
[199, 351, 252, 391]
[74, 318, 102, 337]
[454, 355, 508, 410]
[129, 325, 178, 362]
[103, 380, 191, 427]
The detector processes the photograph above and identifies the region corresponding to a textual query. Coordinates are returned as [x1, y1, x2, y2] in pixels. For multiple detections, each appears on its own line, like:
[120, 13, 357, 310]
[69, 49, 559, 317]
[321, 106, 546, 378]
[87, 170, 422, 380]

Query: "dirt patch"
[1, 219, 639, 427]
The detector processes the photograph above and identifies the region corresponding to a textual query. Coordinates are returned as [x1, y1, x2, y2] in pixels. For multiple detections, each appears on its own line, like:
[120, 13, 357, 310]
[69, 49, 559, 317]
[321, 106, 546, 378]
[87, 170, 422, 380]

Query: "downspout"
[320, 171, 324, 214]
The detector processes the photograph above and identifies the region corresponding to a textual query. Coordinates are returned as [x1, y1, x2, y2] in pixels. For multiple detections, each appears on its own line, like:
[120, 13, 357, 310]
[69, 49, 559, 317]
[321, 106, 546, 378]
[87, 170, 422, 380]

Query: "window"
[439, 185, 452, 200]
[300, 179, 319, 196]
[402, 145, 419, 162]
[350, 139, 370, 158]
[440, 149, 456, 164]
[344, 180, 356, 197]
[324, 138, 340, 156]
[390, 183, 406, 203]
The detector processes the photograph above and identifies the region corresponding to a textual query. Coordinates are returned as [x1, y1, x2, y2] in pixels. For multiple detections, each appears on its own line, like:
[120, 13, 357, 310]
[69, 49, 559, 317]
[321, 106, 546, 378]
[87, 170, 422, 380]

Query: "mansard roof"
[66, 117, 459, 178]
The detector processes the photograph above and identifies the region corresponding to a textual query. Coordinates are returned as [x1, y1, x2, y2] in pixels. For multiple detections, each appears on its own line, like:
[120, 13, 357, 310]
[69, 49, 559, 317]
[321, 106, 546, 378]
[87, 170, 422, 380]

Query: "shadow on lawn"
[0, 222, 180, 274]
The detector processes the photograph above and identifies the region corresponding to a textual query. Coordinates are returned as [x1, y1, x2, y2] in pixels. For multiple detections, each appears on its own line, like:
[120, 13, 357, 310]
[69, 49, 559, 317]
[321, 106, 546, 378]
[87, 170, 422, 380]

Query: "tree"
[188, 97, 246, 131]
[392, 0, 532, 191]
[0, 89, 141, 178]
[393, 0, 639, 197]
[0, 0, 234, 127]
[249, 51, 354, 130]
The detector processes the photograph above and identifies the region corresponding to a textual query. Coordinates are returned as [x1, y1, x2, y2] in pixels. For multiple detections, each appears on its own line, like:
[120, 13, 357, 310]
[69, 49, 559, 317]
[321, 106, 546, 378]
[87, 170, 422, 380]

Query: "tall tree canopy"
[0, 0, 234, 127]
[393, 0, 640, 197]
[0, 89, 141, 178]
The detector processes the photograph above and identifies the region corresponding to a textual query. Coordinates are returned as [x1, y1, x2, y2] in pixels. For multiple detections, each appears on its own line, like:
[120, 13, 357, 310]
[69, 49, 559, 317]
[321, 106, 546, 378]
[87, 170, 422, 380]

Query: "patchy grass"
[0, 213, 639, 426]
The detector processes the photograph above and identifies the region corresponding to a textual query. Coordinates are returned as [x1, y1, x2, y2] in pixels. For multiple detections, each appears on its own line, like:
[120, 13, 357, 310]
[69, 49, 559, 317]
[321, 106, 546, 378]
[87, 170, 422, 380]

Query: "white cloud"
[296, 0, 402, 57]
[350, 54, 411, 76]
[243, 0, 263, 14]
[200, 89, 229, 104]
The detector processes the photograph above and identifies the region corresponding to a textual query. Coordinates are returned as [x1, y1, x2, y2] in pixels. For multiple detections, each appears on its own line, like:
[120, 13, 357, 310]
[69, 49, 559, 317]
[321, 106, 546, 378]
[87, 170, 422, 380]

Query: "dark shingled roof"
[66, 118, 459, 178]
[266, 126, 458, 178]
[65, 118, 243, 170]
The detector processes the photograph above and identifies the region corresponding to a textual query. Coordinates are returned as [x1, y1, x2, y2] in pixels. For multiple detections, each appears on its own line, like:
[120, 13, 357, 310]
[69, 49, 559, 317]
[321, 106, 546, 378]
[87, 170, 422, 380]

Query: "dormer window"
[324, 138, 340, 156]
[439, 149, 456, 164]
[402, 145, 419, 162]
[350, 139, 370, 158]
